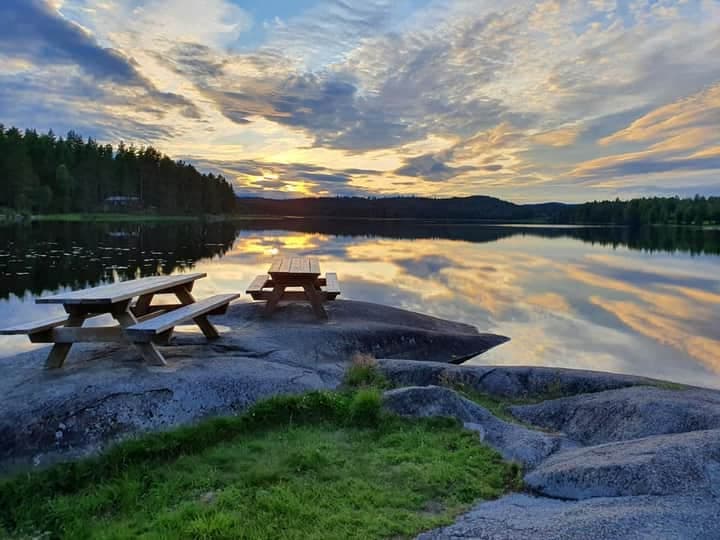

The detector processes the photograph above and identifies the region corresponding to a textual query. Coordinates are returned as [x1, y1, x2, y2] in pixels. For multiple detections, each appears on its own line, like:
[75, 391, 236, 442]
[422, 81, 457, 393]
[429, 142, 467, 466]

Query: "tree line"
[0, 126, 236, 215]
[238, 195, 720, 226]
[554, 196, 720, 226]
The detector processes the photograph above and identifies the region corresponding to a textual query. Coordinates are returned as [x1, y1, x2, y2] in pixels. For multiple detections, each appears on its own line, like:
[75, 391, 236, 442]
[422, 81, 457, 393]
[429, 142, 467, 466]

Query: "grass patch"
[343, 354, 389, 389]
[647, 380, 689, 391]
[0, 391, 520, 540]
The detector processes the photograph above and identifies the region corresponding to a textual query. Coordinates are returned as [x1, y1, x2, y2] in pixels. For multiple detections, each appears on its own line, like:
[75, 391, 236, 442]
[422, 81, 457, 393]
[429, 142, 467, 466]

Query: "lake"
[1, 219, 719, 388]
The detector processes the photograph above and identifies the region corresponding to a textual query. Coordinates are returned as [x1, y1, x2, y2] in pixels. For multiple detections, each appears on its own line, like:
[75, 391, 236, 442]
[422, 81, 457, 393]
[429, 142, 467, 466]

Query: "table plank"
[36, 273, 207, 305]
[269, 258, 282, 273]
[269, 257, 320, 277]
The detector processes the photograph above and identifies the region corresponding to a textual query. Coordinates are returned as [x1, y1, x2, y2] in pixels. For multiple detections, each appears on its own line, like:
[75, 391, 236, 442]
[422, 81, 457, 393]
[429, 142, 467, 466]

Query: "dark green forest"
[0, 126, 236, 215]
[557, 196, 720, 226]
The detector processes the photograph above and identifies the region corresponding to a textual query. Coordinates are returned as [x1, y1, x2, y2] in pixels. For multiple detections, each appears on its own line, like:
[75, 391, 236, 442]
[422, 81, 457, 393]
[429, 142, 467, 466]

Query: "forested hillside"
[236, 195, 543, 220]
[559, 197, 720, 226]
[0, 126, 236, 215]
[237, 195, 720, 225]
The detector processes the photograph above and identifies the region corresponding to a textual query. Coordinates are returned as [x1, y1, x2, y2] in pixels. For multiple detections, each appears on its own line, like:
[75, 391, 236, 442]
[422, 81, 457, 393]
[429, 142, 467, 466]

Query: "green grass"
[343, 355, 390, 390]
[0, 391, 521, 540]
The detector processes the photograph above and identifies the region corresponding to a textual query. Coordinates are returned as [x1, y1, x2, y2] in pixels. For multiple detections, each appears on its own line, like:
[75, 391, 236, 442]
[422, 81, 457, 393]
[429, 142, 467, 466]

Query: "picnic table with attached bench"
[246, 256, 340, 319]
[0, 273, 239, 367]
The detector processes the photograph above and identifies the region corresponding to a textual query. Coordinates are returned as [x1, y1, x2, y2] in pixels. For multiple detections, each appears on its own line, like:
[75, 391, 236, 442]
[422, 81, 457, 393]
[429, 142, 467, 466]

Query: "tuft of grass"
[0, 390, 521, 540]
[343, 353, 389, 389]
[349, 388, 383, 426]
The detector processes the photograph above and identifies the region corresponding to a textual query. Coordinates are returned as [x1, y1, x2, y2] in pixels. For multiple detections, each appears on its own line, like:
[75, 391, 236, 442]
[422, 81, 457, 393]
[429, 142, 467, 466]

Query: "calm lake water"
[2, 219, 720, 388]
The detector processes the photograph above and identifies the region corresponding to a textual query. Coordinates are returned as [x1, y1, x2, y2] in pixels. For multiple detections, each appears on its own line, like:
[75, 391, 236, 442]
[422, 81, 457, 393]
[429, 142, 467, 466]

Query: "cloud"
[395, 154, 478, 182]
[532, 125, 582, 147]
[183, 157, 384, 197]
[0, 0, 142, 83]
[2, 0, 720, 201]
[0, 0, 200, 120]
[599, 84, 720, 147]
[568, 83, 720, 181]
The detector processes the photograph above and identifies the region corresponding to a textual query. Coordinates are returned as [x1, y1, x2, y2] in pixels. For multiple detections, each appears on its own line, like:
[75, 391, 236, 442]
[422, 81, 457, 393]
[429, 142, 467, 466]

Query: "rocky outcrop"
[525, 429, 720, 499]
[509, 385, 720, 444]
[374, 360, 720, 539]
[417, 493, 720, 540]
[376, 358, 658, 399]
[0, 300, 506, 473]
[383, 386, 577, 468]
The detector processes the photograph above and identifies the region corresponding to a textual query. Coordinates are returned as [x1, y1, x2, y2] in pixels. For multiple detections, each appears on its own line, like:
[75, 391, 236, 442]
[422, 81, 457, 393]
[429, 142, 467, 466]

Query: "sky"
[1, 0, 719, 203]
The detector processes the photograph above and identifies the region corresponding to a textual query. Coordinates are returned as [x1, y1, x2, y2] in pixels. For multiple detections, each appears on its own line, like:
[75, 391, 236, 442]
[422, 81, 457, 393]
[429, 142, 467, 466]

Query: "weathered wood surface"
[2, 273, 240, 367]
[36, 273, 206, 305]
[125, 293, 239, 342]
[257, 258, 337, 319]
[325, 273, 341, 299]
[0, 315, 71, 335]
[269, 257, 321, 277]
[246, 274, 269, 294]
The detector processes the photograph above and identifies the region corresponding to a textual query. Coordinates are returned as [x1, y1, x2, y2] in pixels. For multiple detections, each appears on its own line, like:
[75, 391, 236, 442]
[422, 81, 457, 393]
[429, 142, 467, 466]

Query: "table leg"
[193, 315, 220, 339]
[174, 284, 220, 338]
[113, 306, 167, 366]
[133, 293, 154, 317]
[264, 284, 287, 315]
[45, 313, 85, 369]
[303, 283, 328, 320]
[174, 285, 196, 305]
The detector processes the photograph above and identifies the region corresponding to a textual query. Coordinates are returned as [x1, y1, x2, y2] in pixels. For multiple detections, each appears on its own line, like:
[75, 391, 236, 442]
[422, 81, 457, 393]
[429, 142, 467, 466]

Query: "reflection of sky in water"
[2, 228, 720, 389]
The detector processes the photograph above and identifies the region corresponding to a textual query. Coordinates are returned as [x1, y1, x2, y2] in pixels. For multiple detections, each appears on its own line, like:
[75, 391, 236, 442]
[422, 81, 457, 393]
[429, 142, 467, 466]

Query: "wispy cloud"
[2, 0, 719, 200]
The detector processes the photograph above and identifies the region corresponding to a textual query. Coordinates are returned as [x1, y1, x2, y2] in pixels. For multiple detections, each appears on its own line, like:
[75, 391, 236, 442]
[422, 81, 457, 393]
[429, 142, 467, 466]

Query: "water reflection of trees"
[0, 222, 236, 300]
[1, 218, 718, 300]
[236, 219, 720, 256]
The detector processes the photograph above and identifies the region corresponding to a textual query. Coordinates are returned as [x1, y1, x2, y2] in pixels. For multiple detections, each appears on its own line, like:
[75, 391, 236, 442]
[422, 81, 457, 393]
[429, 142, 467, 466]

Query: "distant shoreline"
[3, 213, 718, 229]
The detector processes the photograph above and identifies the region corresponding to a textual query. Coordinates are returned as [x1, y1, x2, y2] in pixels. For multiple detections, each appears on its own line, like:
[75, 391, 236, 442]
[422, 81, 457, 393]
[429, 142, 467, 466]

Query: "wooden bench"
[0, 315, 75, 338]
[246, 273, 341, 302]
[125, 293, 239, 347]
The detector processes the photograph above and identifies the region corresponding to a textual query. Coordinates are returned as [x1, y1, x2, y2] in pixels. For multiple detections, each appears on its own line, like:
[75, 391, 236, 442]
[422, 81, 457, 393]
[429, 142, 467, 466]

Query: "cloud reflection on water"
[2, 226, 719, 388]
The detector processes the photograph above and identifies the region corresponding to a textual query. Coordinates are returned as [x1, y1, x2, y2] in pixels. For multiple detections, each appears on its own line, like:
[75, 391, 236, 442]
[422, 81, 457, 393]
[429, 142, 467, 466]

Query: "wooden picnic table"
[246, 257, 340, 319]
[1, 273, 239, 367]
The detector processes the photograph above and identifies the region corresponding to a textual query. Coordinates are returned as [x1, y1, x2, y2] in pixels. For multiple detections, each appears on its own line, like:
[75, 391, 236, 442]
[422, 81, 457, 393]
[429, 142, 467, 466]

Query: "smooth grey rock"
[525, 429, 720, 499]
[382, 386, 576, 467]
[0, 300, 505, 473]
[377, 359, 657, 399]
[510, 386, 720, 445]
[417, 493, 720, 540]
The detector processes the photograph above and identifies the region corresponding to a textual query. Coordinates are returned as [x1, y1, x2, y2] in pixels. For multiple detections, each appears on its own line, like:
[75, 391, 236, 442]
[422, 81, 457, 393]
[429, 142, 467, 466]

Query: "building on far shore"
[103, 196, 142, 212]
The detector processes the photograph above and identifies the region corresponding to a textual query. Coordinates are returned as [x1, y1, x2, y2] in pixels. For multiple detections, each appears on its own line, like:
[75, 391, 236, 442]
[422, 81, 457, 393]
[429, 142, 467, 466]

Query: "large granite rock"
[525, 429, 720, 499]
[417, 493, 720, 540]
[382, 386, 576, 468]
[376, 359, 657, 399]
[510, 386, 720, 445]
[0, 300, 506, 473]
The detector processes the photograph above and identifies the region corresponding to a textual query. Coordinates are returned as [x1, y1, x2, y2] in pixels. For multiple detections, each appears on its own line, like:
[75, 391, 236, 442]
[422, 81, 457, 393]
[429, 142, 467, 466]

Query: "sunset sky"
[2, 0, 719, 202]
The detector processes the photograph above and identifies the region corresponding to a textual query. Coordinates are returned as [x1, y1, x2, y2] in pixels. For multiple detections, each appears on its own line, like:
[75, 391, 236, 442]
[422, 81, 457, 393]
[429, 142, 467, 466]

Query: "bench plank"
[125, 293, 239, 342]
[0, 315, 70, 335]
[325, 273, 340, 294]
[246, 275, 269, 294]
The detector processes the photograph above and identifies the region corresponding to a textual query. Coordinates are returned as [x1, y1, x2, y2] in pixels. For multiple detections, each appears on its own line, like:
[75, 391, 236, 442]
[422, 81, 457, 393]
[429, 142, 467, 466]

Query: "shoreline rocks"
[0, 300, 506, 473]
